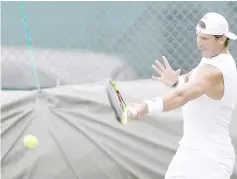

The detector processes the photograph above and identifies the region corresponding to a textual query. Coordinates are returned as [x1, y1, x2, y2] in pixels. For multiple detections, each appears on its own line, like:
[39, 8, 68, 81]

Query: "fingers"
[135, 113, 143, 120]
[152, 76, 166, 84]
[152, 75, 161, 81]
[127, 107, 137, 118]
[155, 60, 165, 71]
[176, 69, 181, 75]
[152, 56, 170, 75]
[162, 56, 171, 69]
[152, 64, 162, 75]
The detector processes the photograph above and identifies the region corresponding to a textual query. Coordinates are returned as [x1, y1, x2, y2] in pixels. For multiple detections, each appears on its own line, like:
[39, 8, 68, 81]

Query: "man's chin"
[200, 51, 211, 58]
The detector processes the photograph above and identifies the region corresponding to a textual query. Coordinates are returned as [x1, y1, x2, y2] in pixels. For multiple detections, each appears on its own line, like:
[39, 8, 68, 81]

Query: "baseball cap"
[196, 12, 237, 40]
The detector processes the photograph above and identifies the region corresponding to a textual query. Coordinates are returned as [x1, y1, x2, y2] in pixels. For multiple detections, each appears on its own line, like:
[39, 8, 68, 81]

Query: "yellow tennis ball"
[23, 135, 38, 149]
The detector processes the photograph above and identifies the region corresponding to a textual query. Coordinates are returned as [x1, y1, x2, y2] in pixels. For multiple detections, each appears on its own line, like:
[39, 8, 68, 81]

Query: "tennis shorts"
[165, 146, 235, 179]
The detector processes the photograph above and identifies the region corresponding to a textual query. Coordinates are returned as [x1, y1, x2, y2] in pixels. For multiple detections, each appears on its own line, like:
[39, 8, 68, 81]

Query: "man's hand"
[127, 103, 149, 120]
[152, 56, 181, 87]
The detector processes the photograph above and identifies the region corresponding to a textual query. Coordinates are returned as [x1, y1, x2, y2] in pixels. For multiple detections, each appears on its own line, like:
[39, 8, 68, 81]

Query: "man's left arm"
[145, 64, 223, 114]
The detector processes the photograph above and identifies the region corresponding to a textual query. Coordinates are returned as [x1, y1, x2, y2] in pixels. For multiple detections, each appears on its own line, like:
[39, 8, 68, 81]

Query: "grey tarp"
[1, 80, 237, 179]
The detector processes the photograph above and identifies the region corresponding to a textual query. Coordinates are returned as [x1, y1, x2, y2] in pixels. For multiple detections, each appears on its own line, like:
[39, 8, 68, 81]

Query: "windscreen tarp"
[1, 80, 237, 179]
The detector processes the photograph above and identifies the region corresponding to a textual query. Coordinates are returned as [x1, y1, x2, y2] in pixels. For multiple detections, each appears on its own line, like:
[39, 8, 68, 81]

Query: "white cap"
[196, 12, 237, 40]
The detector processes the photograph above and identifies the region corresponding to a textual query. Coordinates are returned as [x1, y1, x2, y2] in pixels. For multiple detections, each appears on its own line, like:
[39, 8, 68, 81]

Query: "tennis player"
[129, 12, 237, 179]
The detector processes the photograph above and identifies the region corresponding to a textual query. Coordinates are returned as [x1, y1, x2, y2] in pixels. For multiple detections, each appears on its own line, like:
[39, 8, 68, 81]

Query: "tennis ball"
[23, 135, 38, 149]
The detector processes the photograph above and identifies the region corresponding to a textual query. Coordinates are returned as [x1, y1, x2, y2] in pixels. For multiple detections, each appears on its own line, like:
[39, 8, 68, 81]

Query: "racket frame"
[106, 80, 128, 125]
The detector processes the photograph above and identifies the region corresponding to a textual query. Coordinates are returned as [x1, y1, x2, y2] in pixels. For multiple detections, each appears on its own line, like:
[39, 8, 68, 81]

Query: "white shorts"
[165, 146, 235, 179]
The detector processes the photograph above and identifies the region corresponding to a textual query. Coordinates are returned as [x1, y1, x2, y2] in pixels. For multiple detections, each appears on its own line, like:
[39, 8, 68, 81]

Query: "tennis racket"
[106, 80, 136, 125]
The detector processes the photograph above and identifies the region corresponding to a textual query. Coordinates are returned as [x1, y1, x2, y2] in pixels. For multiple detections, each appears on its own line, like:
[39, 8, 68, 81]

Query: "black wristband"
[171, 80, 179, 88]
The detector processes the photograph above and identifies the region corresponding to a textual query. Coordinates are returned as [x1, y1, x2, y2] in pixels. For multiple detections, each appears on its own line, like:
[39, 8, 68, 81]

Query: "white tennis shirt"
[179, 53, 237, 159]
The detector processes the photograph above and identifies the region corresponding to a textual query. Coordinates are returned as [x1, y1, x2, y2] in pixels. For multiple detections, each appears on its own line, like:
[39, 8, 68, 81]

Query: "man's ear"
[217, 36, 227, 45]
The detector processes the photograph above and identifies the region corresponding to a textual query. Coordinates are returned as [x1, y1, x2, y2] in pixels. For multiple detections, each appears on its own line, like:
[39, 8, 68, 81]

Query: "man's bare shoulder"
[193, 63, 224, 99]
[196, 63, 223, 80]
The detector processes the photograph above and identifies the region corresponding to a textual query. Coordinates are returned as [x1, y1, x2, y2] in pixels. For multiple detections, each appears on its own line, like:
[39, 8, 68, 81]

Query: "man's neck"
[222, 48, 229, 54]
[211, 47, 229, 58]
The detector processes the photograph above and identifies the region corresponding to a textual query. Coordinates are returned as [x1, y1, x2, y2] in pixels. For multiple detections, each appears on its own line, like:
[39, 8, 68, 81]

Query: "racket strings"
[116, 92, 122, 104]
[116, 91, 126, 104]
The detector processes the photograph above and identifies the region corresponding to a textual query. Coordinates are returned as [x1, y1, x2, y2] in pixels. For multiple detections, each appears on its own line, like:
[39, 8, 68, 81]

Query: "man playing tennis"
[129, 12, 237, 179]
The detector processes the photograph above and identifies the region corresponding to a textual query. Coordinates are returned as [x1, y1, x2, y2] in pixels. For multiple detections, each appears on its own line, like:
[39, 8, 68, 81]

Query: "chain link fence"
[2, 1, 237, 89]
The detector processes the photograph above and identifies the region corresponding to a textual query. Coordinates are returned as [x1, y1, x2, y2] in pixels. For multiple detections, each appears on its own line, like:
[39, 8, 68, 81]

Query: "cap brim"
[225, 32, 237, 40]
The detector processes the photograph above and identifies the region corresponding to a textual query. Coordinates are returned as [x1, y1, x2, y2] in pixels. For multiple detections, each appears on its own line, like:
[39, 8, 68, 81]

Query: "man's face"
[196, 31, 225, 58]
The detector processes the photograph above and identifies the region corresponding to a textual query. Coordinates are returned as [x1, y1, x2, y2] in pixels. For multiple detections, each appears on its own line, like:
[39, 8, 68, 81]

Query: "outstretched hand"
[152, 56, 181, 87]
